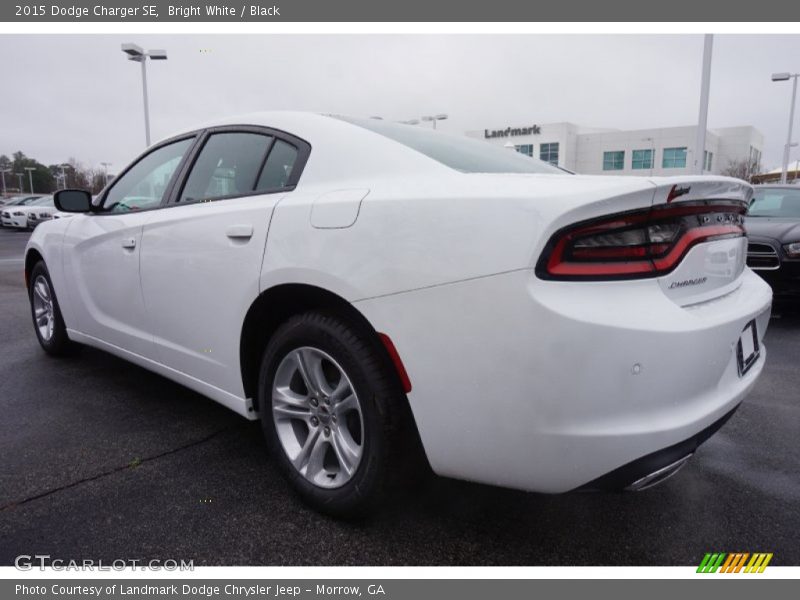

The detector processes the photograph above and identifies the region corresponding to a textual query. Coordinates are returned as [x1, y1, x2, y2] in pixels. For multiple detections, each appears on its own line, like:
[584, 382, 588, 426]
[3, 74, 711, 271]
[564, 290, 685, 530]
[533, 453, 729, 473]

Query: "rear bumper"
[580, 403, 739, 491]
[356, 266, 772, 493]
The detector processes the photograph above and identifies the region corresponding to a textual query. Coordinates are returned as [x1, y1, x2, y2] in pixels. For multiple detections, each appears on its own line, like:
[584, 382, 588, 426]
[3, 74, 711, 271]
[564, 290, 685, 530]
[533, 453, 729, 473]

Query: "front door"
[61, 137, 196, 359]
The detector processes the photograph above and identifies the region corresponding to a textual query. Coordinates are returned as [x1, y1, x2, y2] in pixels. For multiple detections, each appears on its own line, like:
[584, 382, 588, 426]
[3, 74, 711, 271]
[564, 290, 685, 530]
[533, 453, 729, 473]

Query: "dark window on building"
[603, 150, 625, 171]
[540, 142, 559, 165]
[662, 147, 687, 169]
[632, 149, 653, 170]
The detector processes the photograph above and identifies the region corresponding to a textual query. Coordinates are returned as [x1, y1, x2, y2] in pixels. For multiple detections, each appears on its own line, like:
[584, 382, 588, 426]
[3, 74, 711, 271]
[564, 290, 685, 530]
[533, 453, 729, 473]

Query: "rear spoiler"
[647, 176, 753, 207]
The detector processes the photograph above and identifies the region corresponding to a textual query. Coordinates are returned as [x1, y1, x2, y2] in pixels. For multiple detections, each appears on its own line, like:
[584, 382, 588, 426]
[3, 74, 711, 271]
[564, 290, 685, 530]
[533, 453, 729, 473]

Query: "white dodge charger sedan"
[25, 112, 771, 515]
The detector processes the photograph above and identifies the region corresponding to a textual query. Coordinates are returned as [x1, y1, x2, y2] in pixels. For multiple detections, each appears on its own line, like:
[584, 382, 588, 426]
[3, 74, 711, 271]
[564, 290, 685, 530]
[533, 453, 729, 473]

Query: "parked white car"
[1, 195, 43, 227]
[1, 194, 42, 206]
[25, 112, 772, 515]
[24, 196, 57, 229]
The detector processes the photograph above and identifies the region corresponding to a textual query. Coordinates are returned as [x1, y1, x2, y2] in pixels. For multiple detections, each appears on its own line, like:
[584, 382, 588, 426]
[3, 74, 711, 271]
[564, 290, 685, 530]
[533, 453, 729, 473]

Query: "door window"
[103, 138, 194, 213]
[179, 132, 273, 203]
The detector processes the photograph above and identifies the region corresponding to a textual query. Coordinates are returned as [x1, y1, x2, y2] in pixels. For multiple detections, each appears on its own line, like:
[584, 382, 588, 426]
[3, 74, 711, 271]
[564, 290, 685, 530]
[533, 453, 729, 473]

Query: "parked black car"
[746, 185, 800, 296]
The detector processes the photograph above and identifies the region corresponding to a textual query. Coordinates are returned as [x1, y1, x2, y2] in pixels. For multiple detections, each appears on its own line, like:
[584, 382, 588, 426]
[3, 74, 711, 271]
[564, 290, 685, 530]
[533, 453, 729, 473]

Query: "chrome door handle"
[121, 238, 136, 249]
[226, 225, 254, 239]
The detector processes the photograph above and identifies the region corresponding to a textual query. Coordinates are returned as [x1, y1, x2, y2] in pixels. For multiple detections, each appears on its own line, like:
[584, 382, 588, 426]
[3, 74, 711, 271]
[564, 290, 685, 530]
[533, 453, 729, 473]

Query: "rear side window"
[180, 132, 272, 203]
[256, 140, 299, 191]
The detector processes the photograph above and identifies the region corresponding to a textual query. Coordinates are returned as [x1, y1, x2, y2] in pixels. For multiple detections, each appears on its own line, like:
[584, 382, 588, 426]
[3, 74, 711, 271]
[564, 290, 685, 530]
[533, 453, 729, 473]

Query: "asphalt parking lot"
[0, 225, 798, 567]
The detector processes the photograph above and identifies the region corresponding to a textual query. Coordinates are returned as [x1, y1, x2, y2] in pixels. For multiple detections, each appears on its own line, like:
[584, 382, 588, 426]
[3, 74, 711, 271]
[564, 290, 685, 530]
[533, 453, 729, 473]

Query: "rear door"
[138, 126, 309, 397]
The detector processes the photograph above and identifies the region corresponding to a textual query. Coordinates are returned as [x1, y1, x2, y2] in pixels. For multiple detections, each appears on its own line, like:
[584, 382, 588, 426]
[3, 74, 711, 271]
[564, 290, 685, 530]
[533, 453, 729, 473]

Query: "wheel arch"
[24, 247, 45, 289]
[240, 283, 405, 412]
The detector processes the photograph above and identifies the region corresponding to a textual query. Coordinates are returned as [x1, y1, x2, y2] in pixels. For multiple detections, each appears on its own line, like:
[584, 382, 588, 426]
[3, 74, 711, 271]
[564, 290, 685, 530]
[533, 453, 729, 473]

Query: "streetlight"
[100, 162, 112, 186]
[15, 173, 23, 193]
[0, 168, 10, 196]
[398, 119, 420, 125]
[693, 34, 713, 175]
[24, 167, 36, 194]
[772, 71, 799, 184]
[421, 114, 448, 129]
[789, 142, 800, 182]
[122, 43, 168, 147]
[58, 164, 69, 190]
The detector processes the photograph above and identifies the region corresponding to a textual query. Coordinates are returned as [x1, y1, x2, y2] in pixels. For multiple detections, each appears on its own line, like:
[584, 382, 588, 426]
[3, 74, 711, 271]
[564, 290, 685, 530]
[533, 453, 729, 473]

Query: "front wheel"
[258, 311, 417, 517]
[28, 261, 73, 356]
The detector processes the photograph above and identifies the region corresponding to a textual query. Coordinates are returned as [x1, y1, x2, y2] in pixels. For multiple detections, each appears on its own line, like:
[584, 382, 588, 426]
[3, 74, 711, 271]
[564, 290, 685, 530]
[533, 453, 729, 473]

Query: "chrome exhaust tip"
[624, 453, 694, 492]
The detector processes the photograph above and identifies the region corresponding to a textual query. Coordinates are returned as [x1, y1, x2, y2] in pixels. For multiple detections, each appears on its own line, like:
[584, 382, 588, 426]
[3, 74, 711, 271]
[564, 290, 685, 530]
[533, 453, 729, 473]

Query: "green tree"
[11, 151, 55, 194]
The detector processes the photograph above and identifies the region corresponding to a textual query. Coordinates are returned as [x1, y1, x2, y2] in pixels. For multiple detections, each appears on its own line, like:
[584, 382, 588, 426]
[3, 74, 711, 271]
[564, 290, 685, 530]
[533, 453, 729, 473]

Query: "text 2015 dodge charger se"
[25, 112, 772, 515]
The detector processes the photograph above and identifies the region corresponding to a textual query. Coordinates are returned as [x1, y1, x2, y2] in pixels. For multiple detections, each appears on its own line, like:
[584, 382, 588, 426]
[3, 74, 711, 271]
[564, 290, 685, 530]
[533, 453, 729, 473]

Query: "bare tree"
[721, 158, 761, 182]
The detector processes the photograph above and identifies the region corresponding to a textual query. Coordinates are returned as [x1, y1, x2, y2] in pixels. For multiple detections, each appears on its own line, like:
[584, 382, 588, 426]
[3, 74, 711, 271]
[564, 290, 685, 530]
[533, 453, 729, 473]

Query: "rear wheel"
[258, 311, 417, 517]
[28, 261, 73, 356]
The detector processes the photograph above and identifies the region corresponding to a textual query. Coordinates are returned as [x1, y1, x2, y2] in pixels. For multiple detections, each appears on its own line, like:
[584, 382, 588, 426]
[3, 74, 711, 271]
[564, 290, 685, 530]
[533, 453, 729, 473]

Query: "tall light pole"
[787, 142, 800, 182]
[694, 34, 713, 175]
[421, 114, 448, 129]
[0, 168, 10, 196]
[58, 164, 69, 190]
[24, 167, 36, 194]
[772, 71, 799, 184]
[100, 162, 112, 186]
[15, 173, 23, 193]
[122, 43, 168, 147]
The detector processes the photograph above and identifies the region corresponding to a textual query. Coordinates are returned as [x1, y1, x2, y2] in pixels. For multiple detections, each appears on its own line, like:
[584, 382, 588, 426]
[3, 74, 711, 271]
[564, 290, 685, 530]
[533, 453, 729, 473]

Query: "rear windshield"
[748, 188, 800, 217]
[334, 116, 564, 175]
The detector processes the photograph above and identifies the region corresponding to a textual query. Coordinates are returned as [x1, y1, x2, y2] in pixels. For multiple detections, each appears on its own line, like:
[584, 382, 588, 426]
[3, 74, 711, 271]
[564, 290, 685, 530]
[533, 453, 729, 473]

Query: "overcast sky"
[2, 34, 800, 173]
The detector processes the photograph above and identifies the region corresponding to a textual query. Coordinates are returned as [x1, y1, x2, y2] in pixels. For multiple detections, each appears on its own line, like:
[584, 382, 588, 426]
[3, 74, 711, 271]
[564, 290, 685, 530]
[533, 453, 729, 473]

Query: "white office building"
[466, 122, 764, 177]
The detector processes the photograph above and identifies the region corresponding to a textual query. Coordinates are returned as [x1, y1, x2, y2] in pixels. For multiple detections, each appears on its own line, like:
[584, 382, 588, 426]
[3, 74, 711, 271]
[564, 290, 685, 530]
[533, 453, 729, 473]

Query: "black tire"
[28, 261, 73, 356]
[258, 311, 421, 517]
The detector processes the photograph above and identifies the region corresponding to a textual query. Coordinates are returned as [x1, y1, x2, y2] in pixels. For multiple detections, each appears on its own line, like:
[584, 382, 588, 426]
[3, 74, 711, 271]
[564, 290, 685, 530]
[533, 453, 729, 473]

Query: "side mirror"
[54, 189, 93, 213]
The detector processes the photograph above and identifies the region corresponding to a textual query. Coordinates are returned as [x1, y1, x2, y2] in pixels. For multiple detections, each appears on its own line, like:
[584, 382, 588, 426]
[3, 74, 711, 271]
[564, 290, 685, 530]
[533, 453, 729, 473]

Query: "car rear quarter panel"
[354, 267, 771, 492]
[260, 173, 659, 301]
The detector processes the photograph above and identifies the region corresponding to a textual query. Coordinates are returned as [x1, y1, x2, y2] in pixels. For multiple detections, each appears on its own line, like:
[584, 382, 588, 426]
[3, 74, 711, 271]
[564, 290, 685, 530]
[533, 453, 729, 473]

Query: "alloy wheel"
[271, 346, 365, 489]
[32, 275, 55, 342]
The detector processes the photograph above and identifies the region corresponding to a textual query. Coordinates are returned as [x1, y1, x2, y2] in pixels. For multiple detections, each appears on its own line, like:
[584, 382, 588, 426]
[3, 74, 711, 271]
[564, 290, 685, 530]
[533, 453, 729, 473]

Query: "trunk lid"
[648, 176, 752, 306]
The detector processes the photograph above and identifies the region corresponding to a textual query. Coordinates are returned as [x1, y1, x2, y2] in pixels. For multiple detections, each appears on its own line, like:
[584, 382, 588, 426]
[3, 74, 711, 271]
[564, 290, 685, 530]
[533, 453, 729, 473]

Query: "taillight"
[536, 200, 746, 281]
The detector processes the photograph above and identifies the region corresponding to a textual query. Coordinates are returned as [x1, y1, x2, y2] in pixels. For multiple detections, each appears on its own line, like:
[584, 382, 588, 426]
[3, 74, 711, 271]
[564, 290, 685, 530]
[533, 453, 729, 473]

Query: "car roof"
[155, 111, 451, 185]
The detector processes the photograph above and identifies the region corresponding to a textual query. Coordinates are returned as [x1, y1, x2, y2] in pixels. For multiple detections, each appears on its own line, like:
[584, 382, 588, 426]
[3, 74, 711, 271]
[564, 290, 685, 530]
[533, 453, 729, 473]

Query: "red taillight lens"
[536, 201, 746, 280]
